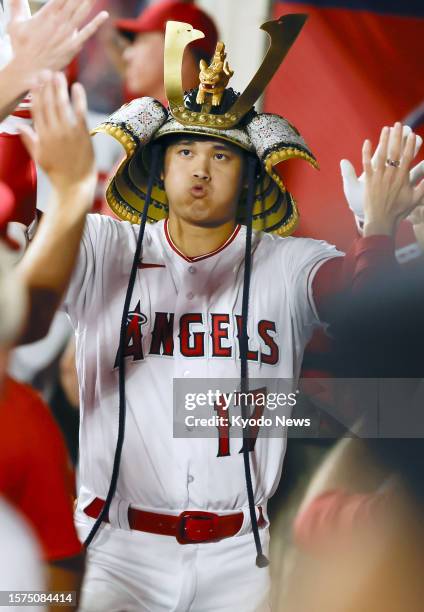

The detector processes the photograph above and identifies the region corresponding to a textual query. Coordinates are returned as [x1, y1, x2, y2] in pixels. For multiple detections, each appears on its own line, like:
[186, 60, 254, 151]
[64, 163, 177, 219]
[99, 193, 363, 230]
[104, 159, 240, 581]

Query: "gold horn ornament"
[164, 21, 205, 114]
[165, 14, 308, 129]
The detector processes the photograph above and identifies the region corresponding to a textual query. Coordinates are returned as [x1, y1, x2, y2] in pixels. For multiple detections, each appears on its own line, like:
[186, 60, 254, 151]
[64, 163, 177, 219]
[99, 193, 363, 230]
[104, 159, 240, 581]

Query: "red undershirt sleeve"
[312, 236, 398, 323]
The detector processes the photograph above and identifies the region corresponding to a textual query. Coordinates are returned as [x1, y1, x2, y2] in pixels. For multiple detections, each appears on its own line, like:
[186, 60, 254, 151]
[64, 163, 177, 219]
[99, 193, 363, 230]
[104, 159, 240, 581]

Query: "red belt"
[84, 497, 264, 544]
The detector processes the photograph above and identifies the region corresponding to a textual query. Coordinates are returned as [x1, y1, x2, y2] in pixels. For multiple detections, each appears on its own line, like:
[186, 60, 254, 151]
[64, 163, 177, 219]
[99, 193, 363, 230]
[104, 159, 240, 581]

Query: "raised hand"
[341, 125, 423, 230]
[18, 71, 96, 202]
[15, 71, 97, 345]
[0, 0, 108, 122]
[361, 123, 424, 237]
[7, 0, 108, 88]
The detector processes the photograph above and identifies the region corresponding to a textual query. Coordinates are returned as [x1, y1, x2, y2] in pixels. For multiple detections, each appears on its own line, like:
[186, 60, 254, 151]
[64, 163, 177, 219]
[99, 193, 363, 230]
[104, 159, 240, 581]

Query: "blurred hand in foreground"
[0, 0, 108, 121]
[7, 0, 108, 85]
[18, 71, 96, 202]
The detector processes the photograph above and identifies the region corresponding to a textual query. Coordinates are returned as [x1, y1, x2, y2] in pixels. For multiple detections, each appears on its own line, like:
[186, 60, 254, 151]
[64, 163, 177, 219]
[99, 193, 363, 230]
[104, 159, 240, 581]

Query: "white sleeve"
[282, 237, 344, 328]
[62, 214, 99, 326]
[63, 213, 139, 328]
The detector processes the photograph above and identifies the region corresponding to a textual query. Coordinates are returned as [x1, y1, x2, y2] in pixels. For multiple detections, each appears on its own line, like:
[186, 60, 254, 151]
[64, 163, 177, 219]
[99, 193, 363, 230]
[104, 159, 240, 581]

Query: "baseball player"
[115, 0, 218, 103]
[17, 16, 424, 612]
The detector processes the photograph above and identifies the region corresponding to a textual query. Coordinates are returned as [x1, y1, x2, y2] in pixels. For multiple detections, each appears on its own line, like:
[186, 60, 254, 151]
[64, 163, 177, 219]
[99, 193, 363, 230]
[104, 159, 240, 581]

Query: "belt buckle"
[176, 510, 219, 544]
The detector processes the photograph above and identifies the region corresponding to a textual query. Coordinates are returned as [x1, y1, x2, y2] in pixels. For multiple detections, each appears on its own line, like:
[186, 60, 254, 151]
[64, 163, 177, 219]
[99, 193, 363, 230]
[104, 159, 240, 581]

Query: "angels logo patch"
[114, 301, 148, 366]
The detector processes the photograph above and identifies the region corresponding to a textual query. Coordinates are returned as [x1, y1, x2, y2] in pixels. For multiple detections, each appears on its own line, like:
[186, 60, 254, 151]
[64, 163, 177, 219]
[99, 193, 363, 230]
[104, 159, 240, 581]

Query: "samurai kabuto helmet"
[93, 14, 317, 236]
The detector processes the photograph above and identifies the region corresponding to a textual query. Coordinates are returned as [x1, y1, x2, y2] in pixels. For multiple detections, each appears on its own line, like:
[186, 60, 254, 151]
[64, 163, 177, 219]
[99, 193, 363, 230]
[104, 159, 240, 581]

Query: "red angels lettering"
[114, 301, 146, 367]
[179, 313, 205, 357]
[235, 315, 259, 362]
[211, 314, 232, 357]
[258, 320, 279, 365]
[150, 312, 174, 356]
[116, 309, 280, 365]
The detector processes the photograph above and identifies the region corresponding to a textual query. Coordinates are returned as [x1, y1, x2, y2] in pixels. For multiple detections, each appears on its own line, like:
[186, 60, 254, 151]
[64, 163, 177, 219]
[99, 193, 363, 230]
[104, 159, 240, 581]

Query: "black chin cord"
[240, 157, 269, 568]
[84, 145, 161, 548]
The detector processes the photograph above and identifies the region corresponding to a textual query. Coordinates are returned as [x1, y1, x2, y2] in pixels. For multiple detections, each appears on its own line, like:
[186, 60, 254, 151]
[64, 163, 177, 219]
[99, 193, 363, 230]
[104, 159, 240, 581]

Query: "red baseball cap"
[115, 0, 218, 59]
[0, 133, 37, 228]
[0, 182, 20, 250]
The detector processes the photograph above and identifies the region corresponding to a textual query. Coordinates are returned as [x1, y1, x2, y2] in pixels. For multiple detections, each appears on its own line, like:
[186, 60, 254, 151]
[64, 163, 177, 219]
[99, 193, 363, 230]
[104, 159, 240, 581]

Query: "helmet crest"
[93, 14, 318, 236]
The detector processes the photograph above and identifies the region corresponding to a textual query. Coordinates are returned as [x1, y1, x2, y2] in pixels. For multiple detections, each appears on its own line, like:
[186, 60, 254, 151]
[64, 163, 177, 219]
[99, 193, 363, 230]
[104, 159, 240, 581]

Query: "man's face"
[162, 138, 245, 227]
[122, 31, 165, 95]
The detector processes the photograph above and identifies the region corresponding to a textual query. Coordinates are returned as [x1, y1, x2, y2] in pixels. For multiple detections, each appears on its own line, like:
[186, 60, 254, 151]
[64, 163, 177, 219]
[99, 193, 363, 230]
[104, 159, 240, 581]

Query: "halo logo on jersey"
[114, 301, 148, 366]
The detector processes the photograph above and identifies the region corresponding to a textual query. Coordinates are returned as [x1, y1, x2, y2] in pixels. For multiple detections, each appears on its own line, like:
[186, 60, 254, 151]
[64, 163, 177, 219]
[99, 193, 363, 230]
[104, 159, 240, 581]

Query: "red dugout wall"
[264, 1, 424, 250]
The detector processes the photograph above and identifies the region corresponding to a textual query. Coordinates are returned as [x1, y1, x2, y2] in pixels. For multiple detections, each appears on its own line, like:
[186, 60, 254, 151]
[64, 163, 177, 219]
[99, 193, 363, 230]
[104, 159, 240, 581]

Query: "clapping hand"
[361, 123, 424, 237]
[341, 124, 424, 233]
[18, 71, 96, 203]
[7, 0, 108, 86]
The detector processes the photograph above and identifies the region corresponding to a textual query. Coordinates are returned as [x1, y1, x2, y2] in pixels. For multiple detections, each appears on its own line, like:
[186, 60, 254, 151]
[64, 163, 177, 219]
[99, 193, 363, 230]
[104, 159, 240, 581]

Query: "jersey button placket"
[186, 263, 199, 300]
[174, 261, 204, 381]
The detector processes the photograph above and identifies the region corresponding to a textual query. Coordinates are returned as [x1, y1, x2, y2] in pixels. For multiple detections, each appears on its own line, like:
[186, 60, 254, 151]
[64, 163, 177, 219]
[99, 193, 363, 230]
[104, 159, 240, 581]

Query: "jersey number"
[214, 387, 266, 457]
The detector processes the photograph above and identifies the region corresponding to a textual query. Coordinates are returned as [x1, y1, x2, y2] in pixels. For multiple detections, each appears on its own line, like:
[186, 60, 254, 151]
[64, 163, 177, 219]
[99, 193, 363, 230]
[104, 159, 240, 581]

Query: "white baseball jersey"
[65, 214, 342, 524]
